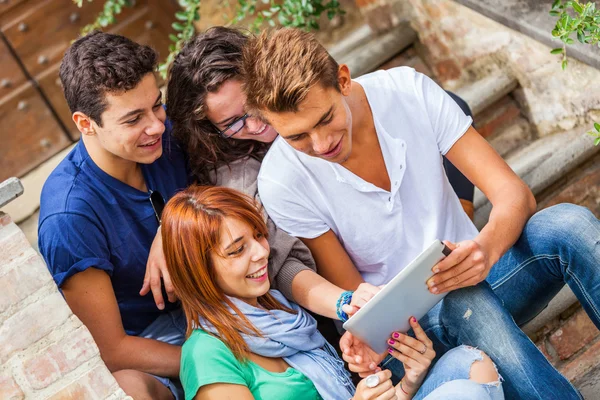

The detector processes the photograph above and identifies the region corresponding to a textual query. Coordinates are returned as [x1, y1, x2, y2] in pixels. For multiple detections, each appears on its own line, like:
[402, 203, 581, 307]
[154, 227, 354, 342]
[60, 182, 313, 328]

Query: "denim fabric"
[488, 203, 600, 329]
[139, 308, 187, 400]
[383, 282, 581, 399]
[414, 345, 504, 400]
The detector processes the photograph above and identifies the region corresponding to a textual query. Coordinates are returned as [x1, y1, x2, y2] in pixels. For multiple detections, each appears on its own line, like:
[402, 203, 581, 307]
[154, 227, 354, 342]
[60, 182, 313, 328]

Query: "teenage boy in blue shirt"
[38, 32, 188, 399]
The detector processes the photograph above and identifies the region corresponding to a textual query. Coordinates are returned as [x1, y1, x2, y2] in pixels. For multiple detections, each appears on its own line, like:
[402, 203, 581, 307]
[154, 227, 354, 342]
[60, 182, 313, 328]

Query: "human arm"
[139, 226, 177, 309]
[427, 126, 536, 293]
[63, 267, 180, 377]
[300, 230, 365, 291]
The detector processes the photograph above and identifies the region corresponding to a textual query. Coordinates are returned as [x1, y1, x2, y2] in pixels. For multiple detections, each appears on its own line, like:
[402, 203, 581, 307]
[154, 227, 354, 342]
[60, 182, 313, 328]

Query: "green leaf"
[562, 58, 569, 70]
[550, 10, 560, 16]
[169, 34, 178, 42]
[578, 29, 586, 42]
[172, 22, 185, 31]
[595, 136, 600, 146]
[573, 2, 584, 13]
[594, 122, 600, 132]
[551, 48, 564, 54]
[175, 11, 188, 21]
[565, 37, 575, 44]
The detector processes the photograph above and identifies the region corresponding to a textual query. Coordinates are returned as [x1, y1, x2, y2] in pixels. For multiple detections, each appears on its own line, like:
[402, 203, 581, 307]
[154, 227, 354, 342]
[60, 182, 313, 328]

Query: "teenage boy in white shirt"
[242, 28, 599, 399]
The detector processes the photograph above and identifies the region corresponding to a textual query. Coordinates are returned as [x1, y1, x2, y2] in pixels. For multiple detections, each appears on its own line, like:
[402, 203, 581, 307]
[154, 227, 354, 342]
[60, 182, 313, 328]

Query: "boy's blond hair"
[242, 28, 340, 114]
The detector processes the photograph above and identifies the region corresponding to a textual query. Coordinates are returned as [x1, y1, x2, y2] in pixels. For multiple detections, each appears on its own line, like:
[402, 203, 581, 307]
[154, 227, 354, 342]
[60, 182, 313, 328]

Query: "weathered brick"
[49, 327, 100, 374]
[47, 381, 95, 400]
[0, 223, 30, 266]
[21, 326, 99, 389]
[23, 353, 62, 390]
[549, 308, 600, 361]
[0, 290, 72, 363]
[560, 339, 600, 382]
[0, 212, 12, 227]
[433, 59, 462, 82]
[536, 339, 555, 364]
[48, 366, 118, 400]
[0, 252, 53, 312]
[538, 157, 600, 219]
[475, 95, 522, 138]
[0, 374, 24, 400]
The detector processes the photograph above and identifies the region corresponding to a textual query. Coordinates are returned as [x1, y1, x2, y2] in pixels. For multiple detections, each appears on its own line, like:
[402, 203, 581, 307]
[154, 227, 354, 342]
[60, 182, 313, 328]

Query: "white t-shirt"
[258, 67, 479, 285]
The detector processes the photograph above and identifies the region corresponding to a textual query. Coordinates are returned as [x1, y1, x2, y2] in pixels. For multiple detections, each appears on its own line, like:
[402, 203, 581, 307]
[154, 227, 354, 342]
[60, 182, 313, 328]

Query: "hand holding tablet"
[342, 240, 452, 354]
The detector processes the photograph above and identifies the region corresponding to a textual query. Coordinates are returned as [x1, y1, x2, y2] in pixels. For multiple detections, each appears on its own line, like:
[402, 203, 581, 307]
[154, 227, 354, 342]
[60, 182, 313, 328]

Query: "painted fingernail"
[388, 348, 394, 354]
[431, 287, 438, 293]
[388, 339, 395, 345]
[411, 317, 416, 322]
[393, 332, 399, 338]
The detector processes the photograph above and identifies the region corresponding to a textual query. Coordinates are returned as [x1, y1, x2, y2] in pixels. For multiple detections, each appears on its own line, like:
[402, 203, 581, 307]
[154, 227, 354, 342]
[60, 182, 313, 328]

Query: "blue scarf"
[199, 290, 355, 400]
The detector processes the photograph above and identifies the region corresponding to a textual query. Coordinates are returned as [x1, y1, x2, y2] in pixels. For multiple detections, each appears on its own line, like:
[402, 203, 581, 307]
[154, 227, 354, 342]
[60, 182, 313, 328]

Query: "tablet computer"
[342, 240, 451, 354]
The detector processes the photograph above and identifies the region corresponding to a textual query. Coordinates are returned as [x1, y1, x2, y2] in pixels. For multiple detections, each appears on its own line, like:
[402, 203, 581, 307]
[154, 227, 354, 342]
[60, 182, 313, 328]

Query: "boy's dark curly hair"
[59, 31, 158, 126]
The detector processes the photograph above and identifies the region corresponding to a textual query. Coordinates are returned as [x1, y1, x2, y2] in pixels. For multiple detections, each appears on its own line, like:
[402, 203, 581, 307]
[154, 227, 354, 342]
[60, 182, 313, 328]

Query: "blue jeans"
[415, 345, 504, 400]
[384, 282, 580, 399]
[488, 203, 600, 328]
[139, 307, 187, 400]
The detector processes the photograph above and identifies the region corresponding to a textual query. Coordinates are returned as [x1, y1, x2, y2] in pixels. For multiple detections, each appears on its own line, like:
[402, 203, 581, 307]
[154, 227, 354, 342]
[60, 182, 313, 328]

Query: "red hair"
[161, 185, 294, 360]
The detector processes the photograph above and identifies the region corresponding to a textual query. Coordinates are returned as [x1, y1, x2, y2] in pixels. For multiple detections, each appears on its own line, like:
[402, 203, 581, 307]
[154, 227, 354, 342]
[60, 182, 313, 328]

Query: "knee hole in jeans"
[469, 351, 501, 386]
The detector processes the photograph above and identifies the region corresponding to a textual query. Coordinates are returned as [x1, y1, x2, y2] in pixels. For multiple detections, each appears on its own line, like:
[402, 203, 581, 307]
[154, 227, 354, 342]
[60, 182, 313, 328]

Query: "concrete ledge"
[454, 72, 518, 116]
[474, 129, 600, 228]
[453, 0, 600, 70]
[334, 22, 417, 78]
[0, 178, 24, 209]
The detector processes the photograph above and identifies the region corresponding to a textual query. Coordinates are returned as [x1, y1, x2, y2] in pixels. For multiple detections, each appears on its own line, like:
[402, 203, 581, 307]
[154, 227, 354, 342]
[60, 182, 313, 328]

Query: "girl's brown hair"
[166, 27, 268, 184]
[161, 185, 294, 360]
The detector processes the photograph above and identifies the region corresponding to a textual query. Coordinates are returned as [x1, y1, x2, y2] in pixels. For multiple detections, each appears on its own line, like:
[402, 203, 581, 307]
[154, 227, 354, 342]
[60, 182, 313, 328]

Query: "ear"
[73, 112, 96, 136]
[337, 64, 352, 96]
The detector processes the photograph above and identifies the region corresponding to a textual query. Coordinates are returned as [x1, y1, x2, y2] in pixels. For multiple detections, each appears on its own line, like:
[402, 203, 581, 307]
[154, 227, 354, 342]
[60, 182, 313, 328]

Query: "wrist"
[336, 290, 354, 322]
[400, 378, 418, 397]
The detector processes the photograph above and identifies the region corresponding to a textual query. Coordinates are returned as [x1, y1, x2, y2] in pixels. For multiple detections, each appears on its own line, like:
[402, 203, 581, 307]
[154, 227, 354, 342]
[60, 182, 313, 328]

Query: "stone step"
[330, 22, 418, 78]
[454, 72, 518, 116]
[474, 129, 600, 228]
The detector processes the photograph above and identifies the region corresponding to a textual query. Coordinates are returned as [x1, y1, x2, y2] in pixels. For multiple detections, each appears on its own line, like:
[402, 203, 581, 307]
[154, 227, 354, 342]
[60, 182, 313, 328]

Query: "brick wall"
[0, 212, 127, 400]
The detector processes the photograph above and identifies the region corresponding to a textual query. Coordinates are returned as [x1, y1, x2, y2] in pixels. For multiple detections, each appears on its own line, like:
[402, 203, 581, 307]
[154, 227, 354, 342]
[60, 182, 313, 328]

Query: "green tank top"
[181, 329, 323, 400]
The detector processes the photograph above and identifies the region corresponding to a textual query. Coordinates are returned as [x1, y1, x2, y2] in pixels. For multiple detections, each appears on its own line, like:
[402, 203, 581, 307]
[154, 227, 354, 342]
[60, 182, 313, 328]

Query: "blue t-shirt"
[38, 124, 189, 335]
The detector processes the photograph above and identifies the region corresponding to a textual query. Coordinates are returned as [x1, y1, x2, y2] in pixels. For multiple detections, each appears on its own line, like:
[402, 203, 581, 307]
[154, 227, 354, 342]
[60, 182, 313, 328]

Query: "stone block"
[48, 365, 119, 400]
[0, 251, 52, 312]
[549, 308, 600, 361]
[537, 154, 600, 219]
[0, 374, 24, 400]
[0, 222, 31, 267]
[21, 326, 100, 390]
[561, 339, 600, 382]
[0, 178, 24, 209]
[0, 290, 72, 364]
[454, 72, 518, 117]
[378, 46, 434, 77]
[488, 119, 532, 158]
[476, 95, 522, 138]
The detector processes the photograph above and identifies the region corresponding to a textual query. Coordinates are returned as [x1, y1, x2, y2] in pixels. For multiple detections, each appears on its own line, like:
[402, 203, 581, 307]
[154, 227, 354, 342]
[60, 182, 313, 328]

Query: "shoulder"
[258, 138, 307, 187]
[181, 330, 249, 396]
[39, 143, 98, 223]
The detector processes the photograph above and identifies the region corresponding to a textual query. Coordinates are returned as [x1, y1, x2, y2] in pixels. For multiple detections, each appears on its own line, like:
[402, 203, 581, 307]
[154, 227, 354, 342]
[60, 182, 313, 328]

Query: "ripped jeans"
[414, 345, 503, 400]
[384, 282, 581, 399]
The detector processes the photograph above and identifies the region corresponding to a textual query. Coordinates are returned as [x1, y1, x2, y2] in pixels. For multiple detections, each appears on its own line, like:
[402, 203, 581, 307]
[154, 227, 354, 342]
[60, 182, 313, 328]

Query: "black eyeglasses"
[149, 190, 165, 224]
[214, 113, 250, 139]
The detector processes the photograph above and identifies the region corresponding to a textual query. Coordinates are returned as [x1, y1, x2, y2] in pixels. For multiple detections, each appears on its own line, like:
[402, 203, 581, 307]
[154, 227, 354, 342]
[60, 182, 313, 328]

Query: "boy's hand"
[427, 240, 491, 294]
[340, 331, 387, 377]
[140, 227, 177, 309]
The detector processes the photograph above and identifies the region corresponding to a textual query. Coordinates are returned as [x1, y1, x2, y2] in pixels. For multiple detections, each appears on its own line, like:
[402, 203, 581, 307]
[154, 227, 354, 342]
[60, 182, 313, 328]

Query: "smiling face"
[260, 67, 354, 164]
[76, 73, 166, 171]
[205, 79, 279, 143]
[211, 216, 271, 306]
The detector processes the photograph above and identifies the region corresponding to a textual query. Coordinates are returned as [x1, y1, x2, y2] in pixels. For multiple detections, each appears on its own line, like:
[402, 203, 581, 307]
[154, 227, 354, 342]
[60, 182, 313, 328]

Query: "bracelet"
[336, 291, 354, 322]
[399, 379, 409, 396]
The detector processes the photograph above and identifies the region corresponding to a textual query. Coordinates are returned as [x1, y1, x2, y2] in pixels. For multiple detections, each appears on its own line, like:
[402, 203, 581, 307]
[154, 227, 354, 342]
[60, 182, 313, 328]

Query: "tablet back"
[342, 240, 450, 354]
